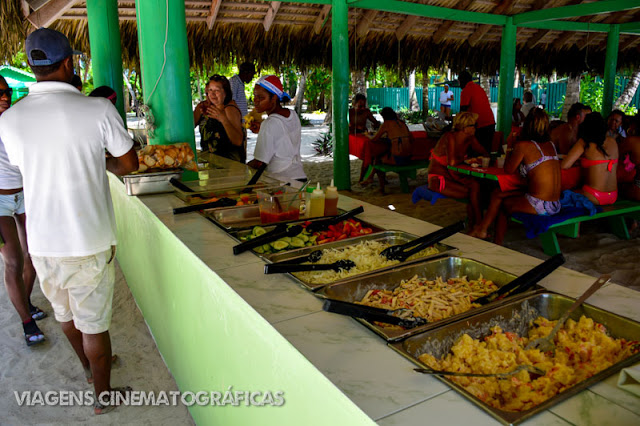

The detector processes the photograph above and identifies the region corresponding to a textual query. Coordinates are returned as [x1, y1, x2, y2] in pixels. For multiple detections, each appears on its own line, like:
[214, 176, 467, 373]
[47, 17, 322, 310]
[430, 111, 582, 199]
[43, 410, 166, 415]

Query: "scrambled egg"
[419, 316, 639, 412]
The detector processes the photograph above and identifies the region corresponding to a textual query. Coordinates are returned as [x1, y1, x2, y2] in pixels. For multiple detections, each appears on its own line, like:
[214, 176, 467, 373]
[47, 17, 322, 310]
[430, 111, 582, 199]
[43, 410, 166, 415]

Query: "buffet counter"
[109, 174, 640, 426]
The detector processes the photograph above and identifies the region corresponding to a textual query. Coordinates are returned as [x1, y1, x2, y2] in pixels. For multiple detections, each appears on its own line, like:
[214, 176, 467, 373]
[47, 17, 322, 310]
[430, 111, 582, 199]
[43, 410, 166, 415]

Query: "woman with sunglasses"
[427, 112, 488, 226]
[0, 76, 46, 346]
[247, 75, 306, 182]
[194, 74, 246, 162]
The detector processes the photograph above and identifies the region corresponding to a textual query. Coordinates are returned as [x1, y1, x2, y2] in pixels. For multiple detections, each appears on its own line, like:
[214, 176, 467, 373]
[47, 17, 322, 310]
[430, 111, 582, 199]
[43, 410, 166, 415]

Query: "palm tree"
[614, 68, 640, 110]
[561, 76, 581, 121]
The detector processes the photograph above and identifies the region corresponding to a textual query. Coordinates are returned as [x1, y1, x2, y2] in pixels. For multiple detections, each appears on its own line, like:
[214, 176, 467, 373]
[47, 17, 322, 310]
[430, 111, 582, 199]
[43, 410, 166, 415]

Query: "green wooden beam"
[513, 0, 640, 25]
[518, 20, 610, 33]
[620, 21, 640, 32]
[350, 0, 506, 26]
[497, 17, 516, 140]
[332, 0, 350, 190]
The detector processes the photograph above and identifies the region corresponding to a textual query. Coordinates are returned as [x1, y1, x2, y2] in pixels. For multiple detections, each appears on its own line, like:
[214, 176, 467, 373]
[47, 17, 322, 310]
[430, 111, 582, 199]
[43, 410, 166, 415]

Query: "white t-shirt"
[0, 136, 22, 189]
[0, 82, 133, 257]
[521, 102, 536, 117]
[439, 90, 453, 106]
[253, 110, 306, 181]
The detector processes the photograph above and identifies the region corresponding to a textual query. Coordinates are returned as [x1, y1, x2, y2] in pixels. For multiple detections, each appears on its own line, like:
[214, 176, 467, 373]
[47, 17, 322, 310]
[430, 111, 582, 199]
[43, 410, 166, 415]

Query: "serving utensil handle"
[474, 254, 565, 305]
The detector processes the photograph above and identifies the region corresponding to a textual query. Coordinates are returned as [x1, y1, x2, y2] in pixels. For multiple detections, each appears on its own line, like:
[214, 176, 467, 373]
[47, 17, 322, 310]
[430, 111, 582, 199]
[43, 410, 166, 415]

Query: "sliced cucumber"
[309, 235, 318, 243]
[271, 240, 290, 251]
[298, 234, 309, 242]
[253, 226, 267, 237]
[262, 244, 272, 253]
[290, 237, 305, 248]
[281, 236, 292, 243]
[254, 246, 264, 254]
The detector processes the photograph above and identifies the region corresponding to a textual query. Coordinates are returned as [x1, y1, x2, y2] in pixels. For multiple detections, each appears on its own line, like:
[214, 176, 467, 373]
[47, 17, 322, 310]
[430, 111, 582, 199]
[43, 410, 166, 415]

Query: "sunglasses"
[0, 88, 13, 98]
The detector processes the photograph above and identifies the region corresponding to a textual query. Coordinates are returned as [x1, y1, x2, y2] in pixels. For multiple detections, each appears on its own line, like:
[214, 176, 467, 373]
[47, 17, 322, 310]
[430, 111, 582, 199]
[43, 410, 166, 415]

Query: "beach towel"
[512, 190, 600, 238]
[412, 185, 447, 205]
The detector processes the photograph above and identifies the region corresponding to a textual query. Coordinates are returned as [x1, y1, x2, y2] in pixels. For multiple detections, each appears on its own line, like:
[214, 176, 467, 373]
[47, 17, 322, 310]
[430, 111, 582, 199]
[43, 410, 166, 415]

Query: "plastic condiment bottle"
[309, 182, 325, 218]
[324, 178, 339, 216]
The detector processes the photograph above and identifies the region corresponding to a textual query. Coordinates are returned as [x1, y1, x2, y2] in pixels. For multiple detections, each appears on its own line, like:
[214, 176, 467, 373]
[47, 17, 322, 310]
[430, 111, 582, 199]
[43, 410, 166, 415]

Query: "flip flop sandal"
[85, 355, 120, 384]
[30, 306, 48, 321]
[93, 386, 132, 415]
[23, 320, 45, 347]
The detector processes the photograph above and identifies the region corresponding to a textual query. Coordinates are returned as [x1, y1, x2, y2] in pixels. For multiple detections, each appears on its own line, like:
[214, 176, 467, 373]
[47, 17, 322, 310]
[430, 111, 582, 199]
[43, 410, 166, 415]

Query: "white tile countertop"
[130, 183, 640, 425]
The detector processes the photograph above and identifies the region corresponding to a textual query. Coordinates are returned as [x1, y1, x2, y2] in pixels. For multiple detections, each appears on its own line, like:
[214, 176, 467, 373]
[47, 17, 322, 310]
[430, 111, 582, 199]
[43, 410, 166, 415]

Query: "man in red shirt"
[458, 71, 495, 152]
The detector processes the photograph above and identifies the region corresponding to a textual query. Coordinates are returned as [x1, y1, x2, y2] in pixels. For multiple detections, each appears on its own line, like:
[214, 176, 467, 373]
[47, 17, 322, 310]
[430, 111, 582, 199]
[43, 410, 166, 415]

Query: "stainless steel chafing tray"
[171, 175, 281, 204]
[228, 218, 385, 259]
[122, 170, 183, 196]
[266, 231, 458, 291]
[317, 256, 522, 342]
[389, 292, 640, 425]
[204, 205, 352, 233]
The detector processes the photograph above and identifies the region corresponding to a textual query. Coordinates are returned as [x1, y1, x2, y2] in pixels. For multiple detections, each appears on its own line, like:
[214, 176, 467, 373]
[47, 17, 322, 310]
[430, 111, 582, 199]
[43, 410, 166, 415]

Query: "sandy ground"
[0, 261, 194, 425]
[2, 116, 637, 425]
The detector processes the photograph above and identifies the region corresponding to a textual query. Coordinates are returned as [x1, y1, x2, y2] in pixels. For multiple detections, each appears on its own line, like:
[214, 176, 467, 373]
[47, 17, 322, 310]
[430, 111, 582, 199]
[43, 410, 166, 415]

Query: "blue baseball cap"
[25, 28, 80, 66]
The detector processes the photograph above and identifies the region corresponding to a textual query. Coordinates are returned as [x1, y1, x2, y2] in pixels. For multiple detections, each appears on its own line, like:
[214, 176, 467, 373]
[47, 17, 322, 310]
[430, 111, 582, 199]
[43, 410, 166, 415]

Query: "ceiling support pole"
[86, 0, 126, 122]
[602, 24, 620, 117]
[332, 0, 350, 190]
[135, 0, 198, 180]
[497, 17, 517, 141]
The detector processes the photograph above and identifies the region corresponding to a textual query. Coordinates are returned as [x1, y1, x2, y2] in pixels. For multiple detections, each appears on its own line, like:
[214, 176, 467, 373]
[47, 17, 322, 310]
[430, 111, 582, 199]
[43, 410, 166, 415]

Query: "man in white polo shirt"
[0, 28, 138, 414]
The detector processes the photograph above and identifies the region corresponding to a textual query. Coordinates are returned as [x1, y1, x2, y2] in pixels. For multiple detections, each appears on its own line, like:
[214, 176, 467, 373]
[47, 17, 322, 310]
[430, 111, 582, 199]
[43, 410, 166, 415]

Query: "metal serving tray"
[317, 256, 522, 342]
[122, 170, 183, 196]
[389, 292, 640, 425]
[204, 205, 345, 233]
[266, 231, 458, 291]
[171, 175, 281, 204]
[228, 218, 386, 259]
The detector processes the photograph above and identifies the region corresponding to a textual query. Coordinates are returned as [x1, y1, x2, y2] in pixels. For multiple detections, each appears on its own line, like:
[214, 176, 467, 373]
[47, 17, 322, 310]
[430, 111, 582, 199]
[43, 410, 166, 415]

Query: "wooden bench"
[511, 200, 640, 256]
[363, 161, 430, 193]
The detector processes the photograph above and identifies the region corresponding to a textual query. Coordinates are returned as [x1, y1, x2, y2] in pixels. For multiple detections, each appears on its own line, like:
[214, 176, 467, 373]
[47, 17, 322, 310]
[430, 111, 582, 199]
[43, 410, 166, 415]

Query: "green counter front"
[109, 174, 640, 426]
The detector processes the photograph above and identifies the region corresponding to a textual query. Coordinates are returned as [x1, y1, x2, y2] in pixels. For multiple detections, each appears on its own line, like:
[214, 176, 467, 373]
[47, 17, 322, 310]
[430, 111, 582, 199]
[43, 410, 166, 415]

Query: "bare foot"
[468, 227, 488, 239]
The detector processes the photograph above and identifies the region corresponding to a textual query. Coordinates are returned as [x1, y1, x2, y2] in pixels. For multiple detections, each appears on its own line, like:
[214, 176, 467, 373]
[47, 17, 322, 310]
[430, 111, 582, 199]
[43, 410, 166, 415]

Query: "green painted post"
[332, 0, 350, 190]
[135, 0, 197, 180]
[497, 17, 517, 140]
[86, 0, 126, 123]
[602, 24, 620, 118]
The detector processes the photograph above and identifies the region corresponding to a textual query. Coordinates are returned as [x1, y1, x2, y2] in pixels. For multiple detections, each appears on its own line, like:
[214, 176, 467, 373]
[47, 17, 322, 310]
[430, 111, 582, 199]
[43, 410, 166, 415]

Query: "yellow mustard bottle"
[324, 178, 339, 216]
[309, 182, 325, 218]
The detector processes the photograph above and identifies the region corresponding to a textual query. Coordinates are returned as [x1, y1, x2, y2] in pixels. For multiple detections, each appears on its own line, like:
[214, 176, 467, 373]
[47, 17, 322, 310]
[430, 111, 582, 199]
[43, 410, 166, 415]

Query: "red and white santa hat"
[256, 75, 290, 101]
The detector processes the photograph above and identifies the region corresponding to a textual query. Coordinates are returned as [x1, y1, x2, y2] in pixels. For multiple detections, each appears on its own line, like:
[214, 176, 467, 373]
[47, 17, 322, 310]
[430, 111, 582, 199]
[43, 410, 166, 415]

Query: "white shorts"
[0, 191, 25, 216]
[32, 246, 116, 334]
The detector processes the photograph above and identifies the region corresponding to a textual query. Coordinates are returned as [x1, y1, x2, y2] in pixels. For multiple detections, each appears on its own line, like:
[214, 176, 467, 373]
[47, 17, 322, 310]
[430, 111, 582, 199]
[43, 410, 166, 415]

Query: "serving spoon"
[525, 274, 610, 353]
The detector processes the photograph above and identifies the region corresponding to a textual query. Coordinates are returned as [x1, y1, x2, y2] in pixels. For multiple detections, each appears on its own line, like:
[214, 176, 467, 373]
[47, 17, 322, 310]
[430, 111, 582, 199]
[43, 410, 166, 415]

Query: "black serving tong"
[380, 221, 465, 262]
[322, 299, 427, 329]
[172, 197, 237, 215]
[414, 365, 547, 379]
[241, 163, 268, 194]
[264, 260, 355, 274]
[305, 206, 365, 233]
[233, 224, 303, 255]
[473, 254, 565, 305]
[282, 249, 324, 265]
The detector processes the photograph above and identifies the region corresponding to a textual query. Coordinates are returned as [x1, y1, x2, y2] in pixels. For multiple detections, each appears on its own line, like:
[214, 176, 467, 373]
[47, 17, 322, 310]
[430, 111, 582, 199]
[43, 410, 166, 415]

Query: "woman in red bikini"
[469, 109, 561, 243]
[427, 112, 488, 225]
[562, 112, 619, 205]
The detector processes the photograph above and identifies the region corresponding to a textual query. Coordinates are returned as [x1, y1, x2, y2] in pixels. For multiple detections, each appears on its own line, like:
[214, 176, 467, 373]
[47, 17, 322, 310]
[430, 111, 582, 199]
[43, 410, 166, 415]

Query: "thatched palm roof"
[2, 0, 640, 75]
